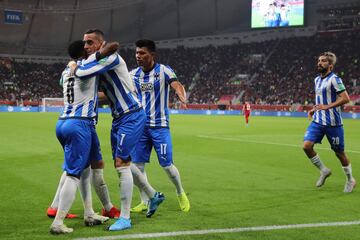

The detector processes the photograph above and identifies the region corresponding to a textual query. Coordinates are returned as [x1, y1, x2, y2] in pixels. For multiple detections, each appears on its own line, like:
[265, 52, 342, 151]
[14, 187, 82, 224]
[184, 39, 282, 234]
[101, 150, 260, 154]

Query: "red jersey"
[243, 103, 251, 114]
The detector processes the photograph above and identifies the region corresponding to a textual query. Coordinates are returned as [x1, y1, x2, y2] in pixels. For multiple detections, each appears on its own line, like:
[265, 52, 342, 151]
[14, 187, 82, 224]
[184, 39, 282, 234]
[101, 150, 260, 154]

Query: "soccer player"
[242, 101, 251, 126]
[279, 4, 289, 27]
[70, 29, 164, 230]
[47, 43, 121, 220]
[303, 51, 356, 193]
[129, 39, 190, 213]
[49, 40, 117, 234]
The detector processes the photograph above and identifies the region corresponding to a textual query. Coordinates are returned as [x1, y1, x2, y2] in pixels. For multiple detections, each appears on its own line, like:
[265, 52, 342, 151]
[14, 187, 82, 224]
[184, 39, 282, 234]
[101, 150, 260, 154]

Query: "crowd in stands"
[1, 29, 359, 107]
[0, 59, 63, 103]
[244, 29, 360, 105]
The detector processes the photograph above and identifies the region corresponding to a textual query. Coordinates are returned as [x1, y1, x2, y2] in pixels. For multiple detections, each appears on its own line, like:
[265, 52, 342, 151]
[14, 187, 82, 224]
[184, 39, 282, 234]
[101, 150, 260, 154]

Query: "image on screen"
[251, 0, 304, 28]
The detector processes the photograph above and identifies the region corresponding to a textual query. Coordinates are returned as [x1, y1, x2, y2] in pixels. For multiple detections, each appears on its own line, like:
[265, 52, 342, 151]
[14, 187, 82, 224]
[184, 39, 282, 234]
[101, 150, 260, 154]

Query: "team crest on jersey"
[154, 72, 160, 81]
[98, 57, 108, 65]
[141, 82, 154, 92]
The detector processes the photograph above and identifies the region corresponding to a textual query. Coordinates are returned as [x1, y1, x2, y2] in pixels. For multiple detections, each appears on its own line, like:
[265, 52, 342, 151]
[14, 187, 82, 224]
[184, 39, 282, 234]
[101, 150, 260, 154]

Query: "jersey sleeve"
[59, 67, 70, 86]
[163, 65, 177, 84]
[75, 53, 120, 79]
[81, 53, 97, 65]
[332, 76, 346, 93]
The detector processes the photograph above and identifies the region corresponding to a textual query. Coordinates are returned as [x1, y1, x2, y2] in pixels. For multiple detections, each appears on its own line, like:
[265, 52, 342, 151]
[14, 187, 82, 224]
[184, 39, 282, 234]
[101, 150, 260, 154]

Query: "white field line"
[197, 135, 360, 154]
[74, 220, 360, 240]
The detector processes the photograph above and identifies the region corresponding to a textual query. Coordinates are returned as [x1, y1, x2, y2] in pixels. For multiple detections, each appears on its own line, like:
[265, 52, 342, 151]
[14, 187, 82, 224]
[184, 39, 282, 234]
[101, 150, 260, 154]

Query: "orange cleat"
[47, 207, 78, 219]
[101, 206, 120, 219]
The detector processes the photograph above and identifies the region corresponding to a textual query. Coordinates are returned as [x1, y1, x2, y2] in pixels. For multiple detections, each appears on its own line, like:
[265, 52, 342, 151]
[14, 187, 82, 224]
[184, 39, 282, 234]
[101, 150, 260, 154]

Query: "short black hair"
[67, 40, 85, 60]
[85, 29, 105, 38]
[135, 39, 156, 52]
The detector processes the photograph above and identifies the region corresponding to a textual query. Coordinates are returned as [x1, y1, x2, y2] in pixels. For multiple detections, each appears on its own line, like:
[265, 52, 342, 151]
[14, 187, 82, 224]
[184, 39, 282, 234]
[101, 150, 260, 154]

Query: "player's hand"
[314, 104, 328, 111]
[307, 108, 315, 120]
[180, 102, 187, 110]
[100, 41, 107, 51]
[67, 61, 77, 74]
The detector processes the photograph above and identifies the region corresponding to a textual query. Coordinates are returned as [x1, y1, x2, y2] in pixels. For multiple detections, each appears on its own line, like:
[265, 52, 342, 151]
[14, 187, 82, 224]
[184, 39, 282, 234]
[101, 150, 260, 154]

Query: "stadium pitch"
[0, 113, 359, 240]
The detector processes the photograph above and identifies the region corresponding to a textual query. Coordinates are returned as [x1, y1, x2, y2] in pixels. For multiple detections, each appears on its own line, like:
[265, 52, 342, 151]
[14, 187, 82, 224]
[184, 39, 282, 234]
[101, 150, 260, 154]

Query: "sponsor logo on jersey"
[141, 82, 154, 92]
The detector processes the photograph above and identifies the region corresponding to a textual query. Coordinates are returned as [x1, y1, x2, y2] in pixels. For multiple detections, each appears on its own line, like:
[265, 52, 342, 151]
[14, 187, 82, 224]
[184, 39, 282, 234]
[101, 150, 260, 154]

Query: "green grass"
[251, 8, 304, 28]
[0, 113, 359, 240]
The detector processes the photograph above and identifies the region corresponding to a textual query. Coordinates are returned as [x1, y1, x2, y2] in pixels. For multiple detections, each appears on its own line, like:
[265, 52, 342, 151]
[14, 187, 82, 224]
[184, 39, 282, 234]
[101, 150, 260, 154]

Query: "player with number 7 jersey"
[71, 29, 159, 231]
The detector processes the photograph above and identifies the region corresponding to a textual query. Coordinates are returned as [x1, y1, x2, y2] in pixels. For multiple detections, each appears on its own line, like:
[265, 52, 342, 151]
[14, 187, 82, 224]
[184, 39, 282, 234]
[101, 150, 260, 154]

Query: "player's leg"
[48, 121, 78, 218]
[130, 162, 164, 218]
[48, 171, 66, 213]
[109, 110, 146, 231]
[130, 163, 150, 213]
[78, 165, 109, 226]
[152, 128, 190, 212]
[131, 128, 158, 214]
[91, 162, 120, 219]
[131, 133, 165, 218]
[89, 128, 120, 218]
[48, 120, 78, 219]
[47, 171, 78, 219]
[50, 119, 90, 234]
[325, 126, 356, 192]
[245, 113, 250, 126]
[50, 174, 79, 234]
[303, 122, 331, 187]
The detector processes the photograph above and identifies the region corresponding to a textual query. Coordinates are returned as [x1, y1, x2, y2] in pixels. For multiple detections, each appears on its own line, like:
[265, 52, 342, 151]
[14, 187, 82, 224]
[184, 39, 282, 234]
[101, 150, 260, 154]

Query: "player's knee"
[114, 157, 131, 168]
[160, 160, 173, 168]
[66, 172, 81, 179]
[302, 142, 313, 153]
[91, 159, 104, 169]
[334, 150, 345, 158]
[130, 164, 141, 177]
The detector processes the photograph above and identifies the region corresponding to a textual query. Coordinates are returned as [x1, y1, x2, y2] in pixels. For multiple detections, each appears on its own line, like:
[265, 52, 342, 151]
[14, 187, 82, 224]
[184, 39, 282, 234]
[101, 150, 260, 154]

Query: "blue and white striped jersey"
[75, 53, 142, 119]
[130, 63, 177, 128]
[313, 72, 346, 126]
[59, 66, 98, 120]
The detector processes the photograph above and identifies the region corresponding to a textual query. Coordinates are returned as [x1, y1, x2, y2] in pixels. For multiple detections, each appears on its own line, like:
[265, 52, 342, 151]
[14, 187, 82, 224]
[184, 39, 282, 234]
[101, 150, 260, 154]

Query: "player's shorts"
[303, 121, 345, 152]
[56, 118, 102, 176]
[111, 109, 146, 161]
[132, 127, 173, 167]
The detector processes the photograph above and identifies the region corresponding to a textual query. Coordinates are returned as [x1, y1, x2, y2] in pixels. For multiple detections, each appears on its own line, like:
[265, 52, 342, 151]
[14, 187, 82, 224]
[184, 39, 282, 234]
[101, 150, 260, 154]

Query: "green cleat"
[130, 202, 147, 213]
[177, 192, 190, 212]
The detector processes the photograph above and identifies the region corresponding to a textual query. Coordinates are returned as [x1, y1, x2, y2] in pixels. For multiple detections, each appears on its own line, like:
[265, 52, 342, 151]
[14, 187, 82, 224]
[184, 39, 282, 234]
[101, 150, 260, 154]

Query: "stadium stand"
[1, 28, 359, 111]
[1, 0, 359, 112]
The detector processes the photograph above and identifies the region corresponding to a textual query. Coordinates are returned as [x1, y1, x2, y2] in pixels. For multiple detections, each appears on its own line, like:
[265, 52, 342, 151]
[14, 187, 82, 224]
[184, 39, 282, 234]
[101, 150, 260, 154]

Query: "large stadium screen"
[251, 0, 304, 28]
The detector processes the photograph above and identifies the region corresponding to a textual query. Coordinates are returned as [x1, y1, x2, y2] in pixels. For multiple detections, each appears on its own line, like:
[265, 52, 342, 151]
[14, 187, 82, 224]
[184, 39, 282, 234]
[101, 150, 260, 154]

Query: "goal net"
[41, 97, 64, 112]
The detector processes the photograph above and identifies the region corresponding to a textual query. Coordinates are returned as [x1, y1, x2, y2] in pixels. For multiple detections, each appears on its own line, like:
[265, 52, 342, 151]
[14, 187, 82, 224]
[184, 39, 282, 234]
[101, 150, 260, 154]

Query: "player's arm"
[73, 43, 120, 78]
[170, 80, 187, 108]
[98, 91, 109, 104]
[68, 41, 119, 75]
[315, 90, 350, 111]
[74, 54, 119, 78]
[96, 41, 120, 61]
[59, 68, 67, 86]
[308, 107, 315, 120]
